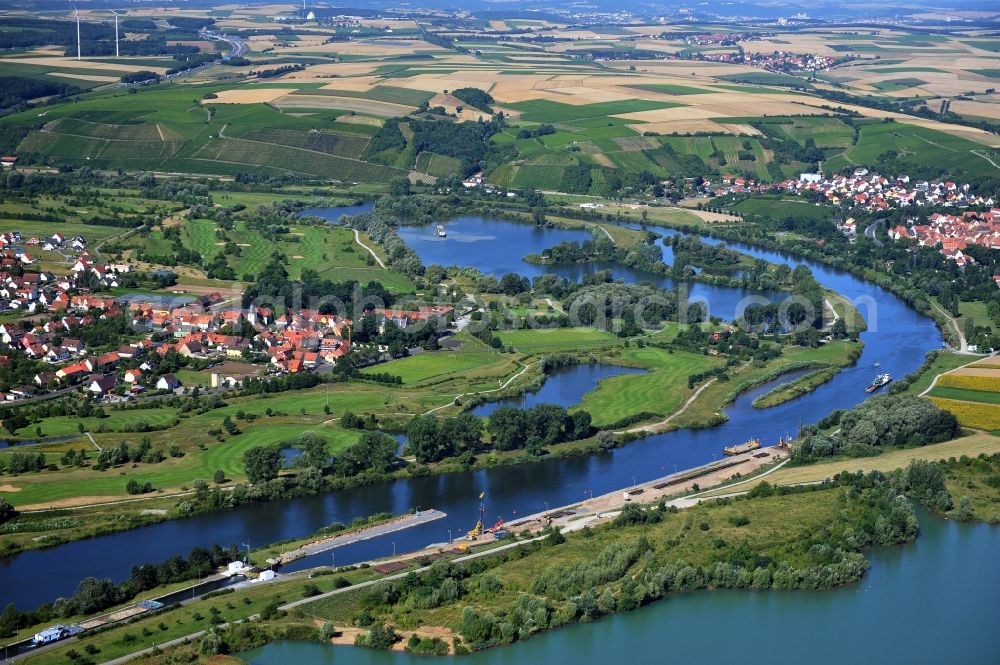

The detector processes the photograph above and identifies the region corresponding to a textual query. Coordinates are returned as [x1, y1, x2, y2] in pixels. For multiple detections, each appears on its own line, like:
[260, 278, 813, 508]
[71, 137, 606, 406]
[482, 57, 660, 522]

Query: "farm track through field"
[205, 137, 384, 166]
[919, 355, 993, 397]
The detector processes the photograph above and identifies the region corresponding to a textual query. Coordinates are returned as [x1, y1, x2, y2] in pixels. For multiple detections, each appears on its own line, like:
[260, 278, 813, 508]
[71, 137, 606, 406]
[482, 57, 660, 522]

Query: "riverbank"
[239, 500, 1000, 664]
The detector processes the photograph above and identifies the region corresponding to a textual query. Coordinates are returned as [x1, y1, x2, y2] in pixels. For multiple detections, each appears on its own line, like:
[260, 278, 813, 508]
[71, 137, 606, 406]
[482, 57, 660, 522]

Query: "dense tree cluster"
[0, 76, 82, 109]
[405, 414, 483, 463]
[487, 404, 593, 453]
[794, 394, 959, 462]
[450, 88, 494, 113]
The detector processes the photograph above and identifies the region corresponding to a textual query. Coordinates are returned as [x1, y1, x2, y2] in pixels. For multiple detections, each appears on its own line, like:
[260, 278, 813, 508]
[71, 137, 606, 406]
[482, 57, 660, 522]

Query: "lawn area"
[361, 349, 508, 384]
[0, 424, 362, 508]
[580, 347, 723, 427]
[956, 300, 992, 334]
[495, 327, 618, 353]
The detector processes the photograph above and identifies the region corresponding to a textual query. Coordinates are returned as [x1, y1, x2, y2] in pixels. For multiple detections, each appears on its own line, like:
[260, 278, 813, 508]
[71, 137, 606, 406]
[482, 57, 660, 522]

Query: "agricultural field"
[3, 14, 997, 189]
[824, 121, 997, 178]
[929, 361, 1000, 431]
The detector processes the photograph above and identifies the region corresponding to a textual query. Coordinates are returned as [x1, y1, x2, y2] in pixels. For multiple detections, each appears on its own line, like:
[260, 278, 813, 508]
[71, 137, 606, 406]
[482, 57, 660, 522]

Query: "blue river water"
[240, 509, 1000, 665]
[0, 212, 941, 609]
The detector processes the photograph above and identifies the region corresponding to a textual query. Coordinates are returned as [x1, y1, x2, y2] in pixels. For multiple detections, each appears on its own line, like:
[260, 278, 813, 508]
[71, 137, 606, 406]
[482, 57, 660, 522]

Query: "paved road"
[86, 535, 548, 665]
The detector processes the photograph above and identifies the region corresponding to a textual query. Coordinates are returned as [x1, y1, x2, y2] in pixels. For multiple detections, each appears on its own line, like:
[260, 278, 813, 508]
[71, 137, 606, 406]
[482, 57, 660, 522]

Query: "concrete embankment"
[274, 509, 447, 565]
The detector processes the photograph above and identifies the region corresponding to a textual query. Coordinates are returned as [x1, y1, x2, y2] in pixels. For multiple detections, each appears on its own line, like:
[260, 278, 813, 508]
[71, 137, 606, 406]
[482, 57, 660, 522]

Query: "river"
[240, 510, 1000, 665]
[0, 212, 940, 609]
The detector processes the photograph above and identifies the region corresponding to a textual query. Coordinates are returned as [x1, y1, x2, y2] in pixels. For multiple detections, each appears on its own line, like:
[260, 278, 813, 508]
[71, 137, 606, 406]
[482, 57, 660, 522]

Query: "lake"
[240, 510, 1000, 664]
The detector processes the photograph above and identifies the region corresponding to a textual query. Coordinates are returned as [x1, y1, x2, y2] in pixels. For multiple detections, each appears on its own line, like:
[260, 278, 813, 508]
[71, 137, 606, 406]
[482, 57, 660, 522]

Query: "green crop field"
[731, 197, 834, 222]
[961, 40, 1000, 53]
[627, 83, 711, 96]
[928, 386, 1000, 405]
[506, 99, 682, 123]
[361, 349, 507, 384]
[871, 77, 926, 92]
[824, 122, 998, 178]
[579, 347, 724, 426]
[867, 67, 946, 74]
[5, 82, 407, 180]
[495, 327, 618, 352]
[769, 117, 853, 149]
[717, 72, 811, 88]
[712, 135, 771, 180]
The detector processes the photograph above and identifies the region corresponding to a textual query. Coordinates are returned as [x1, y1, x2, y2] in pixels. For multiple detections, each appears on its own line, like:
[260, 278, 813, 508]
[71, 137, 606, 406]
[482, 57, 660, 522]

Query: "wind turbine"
[110, 9, 120, 58]
[73, 5, 81, 60]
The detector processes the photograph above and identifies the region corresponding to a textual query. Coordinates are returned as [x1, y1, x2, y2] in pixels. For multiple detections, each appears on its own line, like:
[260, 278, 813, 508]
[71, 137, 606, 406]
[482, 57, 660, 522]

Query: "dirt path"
[623, 359, 751, 434]
[423, 361, 535, 415]
[972, 150, 1000, 170]
[354, 229, 385, 268]
[929, 299, 971, 353]
[594, 223, 614, 242]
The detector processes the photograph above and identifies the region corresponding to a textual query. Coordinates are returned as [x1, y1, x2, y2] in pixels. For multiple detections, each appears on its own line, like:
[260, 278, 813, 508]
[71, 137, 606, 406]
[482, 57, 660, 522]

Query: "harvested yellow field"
[951, 99, 1000, 121]
[952, 367, 1000, 379]
[6, 57, 168, 74]
[273, 95, 415, 116]
[203, 88, 292, 104]
[166, 40, 214, 51]
[336, 114, 383, 127]
[704, 433, 1000, 495]
[320, 77, 380, 92]
[937, 373, 1000, 392]
[687, 209, 742, 223]
[635, 119, 731, 134]
[930, 398, 1000, 430]
[49, 72, 120, 83]
[718, 123, 763, 135]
